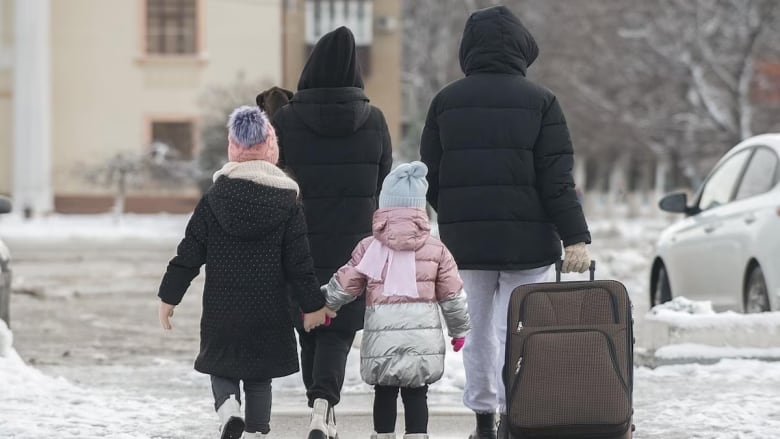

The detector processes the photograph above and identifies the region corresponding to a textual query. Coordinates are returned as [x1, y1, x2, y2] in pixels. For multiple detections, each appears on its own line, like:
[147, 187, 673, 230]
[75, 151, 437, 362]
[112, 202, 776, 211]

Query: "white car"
[652, 134, 780, 312]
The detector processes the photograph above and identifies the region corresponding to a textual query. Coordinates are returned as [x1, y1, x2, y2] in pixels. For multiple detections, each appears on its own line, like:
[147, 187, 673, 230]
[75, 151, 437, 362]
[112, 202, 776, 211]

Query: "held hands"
[159, 302, 176, 330]
[562, 242, 590, 273]
[451, 337, 465, 352]
[303, 307, 337, 332]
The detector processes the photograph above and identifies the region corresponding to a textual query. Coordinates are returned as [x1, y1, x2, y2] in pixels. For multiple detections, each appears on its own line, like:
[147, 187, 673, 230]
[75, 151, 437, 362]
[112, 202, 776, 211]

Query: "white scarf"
[213, 161, 299, 194]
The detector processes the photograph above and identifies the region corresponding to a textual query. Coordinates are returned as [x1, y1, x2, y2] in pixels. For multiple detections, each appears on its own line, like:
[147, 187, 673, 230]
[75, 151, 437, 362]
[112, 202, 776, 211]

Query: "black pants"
[373, 385, 429, 434]
[211, 375, 272, 434]
[297, 328, 356, 407]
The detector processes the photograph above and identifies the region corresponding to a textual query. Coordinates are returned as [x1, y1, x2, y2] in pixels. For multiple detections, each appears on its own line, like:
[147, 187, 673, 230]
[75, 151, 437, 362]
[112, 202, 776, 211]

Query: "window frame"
[734, 145, 780, 201]
[145, 115, 199, 160]
[140, 0, 205, 59]
[694, 148, 753, 212]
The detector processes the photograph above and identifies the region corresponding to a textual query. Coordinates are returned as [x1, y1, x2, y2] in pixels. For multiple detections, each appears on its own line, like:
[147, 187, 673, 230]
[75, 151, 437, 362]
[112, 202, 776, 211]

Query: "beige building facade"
[1, 0, 284, 214]
[281, 0, 401, 147]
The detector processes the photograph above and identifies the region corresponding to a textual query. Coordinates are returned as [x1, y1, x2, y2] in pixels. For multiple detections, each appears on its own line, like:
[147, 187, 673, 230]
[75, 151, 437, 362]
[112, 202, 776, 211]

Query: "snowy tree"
[85, 143, 197, 221]
[401, 0, 780, 191]
[197, 77, 271, 192]
[620, 0, 780, 152]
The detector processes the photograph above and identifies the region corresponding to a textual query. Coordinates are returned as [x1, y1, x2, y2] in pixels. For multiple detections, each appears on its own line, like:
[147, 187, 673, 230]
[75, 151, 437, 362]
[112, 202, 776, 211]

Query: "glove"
[562, 242, 590, 273]
[451, 337, 465, 352]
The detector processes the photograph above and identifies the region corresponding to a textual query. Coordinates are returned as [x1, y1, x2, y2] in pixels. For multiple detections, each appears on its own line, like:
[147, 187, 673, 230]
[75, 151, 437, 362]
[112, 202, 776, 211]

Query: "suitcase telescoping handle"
[555, 260, 596, 282]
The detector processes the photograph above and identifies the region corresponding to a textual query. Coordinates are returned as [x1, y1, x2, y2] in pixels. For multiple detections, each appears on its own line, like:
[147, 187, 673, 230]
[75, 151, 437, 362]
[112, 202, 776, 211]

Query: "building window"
[305, 0, 373, 74]
[150, 120, 195, 159]
[754, 62, 780, 104]
[146, 0, 199, 56]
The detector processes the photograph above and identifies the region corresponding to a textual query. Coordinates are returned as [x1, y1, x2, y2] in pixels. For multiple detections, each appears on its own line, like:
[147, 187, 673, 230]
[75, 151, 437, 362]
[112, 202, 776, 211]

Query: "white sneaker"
[242, 433, 267, 438]
[327, 405, 339, 439]
[307, 398, 329, 439]
[371, 434, 396, 439]
[216, 394, 245, 439]
[403, 435, 428, 439]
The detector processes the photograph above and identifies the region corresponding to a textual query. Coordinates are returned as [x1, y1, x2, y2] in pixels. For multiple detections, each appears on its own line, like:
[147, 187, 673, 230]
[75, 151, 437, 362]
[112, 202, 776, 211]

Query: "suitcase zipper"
[511, 328, 629, 394]
[517, 287, 620, 327]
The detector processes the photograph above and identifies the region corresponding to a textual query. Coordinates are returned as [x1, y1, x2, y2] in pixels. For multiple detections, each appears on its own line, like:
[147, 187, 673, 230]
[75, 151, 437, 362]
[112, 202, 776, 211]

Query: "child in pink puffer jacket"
[323, 162, 471, 439]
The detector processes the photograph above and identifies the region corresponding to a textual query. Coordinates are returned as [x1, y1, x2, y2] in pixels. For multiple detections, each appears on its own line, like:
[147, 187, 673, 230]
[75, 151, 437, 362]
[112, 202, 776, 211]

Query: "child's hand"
[159, 302, 176, 330]
[451, 337, 465, 352]
[303, 307, 337, 332]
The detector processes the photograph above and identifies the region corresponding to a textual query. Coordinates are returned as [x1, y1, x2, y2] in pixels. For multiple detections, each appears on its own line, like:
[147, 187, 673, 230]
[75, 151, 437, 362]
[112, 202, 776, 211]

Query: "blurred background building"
[1, 0, 779, 218]
[0, 0, 402, 215]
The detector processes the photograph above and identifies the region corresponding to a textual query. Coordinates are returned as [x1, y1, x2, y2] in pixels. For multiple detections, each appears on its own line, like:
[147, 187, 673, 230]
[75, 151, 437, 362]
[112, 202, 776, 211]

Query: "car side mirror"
[658, 192, 693, 214]
[0, 196, 12, 215]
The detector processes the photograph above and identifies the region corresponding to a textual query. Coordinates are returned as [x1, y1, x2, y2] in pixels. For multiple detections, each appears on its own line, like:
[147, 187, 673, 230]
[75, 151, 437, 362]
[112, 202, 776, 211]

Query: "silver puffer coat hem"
[325, 277, 470, 387]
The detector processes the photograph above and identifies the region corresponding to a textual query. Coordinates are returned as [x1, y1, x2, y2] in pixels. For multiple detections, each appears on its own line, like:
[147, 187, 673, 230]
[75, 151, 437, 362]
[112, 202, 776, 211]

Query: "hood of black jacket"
[289, 87, 372, 137]
[459, 6, 539, 76]
[298, 26, 364, 90]
[206, 177, 297, 239]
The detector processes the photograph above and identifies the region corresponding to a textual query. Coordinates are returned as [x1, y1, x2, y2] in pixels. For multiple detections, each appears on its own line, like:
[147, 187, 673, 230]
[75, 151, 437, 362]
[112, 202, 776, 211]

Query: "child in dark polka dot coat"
[157, 106, 335, 439]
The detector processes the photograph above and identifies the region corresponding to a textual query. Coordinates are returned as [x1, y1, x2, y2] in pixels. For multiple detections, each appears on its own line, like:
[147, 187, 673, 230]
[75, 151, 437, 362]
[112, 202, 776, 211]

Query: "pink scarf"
[355, 239, 419, 298]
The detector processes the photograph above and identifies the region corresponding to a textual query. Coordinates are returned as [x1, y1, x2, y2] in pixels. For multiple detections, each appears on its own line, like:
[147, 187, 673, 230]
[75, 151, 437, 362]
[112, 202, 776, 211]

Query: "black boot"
[468, 413, 497, 439]
[497, 414, 508, 439]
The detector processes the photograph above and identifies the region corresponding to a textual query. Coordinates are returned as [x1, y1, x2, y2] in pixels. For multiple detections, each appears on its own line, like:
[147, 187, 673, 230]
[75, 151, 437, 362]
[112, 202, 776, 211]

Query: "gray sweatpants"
[460, 267, 552, 415]
[211, 375, 272, 434]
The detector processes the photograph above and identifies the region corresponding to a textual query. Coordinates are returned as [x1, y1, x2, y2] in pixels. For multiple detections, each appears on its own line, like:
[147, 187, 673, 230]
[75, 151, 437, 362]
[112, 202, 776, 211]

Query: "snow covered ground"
[0, 213, 187, 243]
[2, 214, 780, 438]
[4, 315, 780, 439]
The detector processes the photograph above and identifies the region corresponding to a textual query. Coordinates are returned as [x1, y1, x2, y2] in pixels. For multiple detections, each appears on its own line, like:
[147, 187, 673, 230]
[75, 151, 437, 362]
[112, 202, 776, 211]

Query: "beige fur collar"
[213, 161, 299, 194]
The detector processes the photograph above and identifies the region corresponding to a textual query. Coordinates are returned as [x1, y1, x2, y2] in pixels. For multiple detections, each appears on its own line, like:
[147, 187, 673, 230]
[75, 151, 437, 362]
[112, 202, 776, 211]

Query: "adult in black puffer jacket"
[420, 6, 591, 438]
[272, 26, 392, 427]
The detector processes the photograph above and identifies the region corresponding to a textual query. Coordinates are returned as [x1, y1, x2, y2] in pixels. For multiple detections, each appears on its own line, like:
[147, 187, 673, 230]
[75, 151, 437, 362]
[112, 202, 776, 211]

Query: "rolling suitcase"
[504, 261, 634, 439]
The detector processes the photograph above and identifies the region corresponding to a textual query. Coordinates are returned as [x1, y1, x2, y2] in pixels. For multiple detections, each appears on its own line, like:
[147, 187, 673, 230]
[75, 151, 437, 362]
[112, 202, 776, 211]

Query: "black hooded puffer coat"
[273, 26, 393, 332]
[158, 177, 326, 380]
[420, 6, 590, 271]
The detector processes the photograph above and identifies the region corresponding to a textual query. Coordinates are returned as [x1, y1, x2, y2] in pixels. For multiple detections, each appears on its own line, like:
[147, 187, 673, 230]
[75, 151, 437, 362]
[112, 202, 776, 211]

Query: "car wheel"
[652, 264, 672, 307]
[744, 265, 770, 313]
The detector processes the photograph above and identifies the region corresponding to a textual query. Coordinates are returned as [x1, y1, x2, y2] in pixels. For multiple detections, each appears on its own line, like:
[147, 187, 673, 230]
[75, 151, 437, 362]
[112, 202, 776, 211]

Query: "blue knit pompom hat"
[379, 161, 429, 209]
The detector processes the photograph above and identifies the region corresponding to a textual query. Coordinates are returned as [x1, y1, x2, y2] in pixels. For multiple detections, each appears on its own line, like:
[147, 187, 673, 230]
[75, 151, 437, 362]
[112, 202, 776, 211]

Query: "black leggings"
[373, 385, 429, 434]
[211, 375, 272, 434]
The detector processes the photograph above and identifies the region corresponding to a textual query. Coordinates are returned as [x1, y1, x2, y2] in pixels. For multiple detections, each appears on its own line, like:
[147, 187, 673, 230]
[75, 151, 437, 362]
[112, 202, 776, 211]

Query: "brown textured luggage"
[504, 261, 634, 439]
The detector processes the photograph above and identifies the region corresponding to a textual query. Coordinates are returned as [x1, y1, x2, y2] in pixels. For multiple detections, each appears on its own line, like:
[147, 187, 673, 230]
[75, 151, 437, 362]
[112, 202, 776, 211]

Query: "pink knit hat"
[227, 106, 280, 164]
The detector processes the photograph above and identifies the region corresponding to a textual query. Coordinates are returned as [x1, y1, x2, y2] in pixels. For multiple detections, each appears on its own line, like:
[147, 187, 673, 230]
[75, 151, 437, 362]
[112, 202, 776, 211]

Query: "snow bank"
[650, 296, 716, 316]
[655, 343, 780, 362]
[0, 321, 209, 438]
[639, 298, 780, 363]
[0, 213, 188, 242]
[648, 299, 780, 330]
